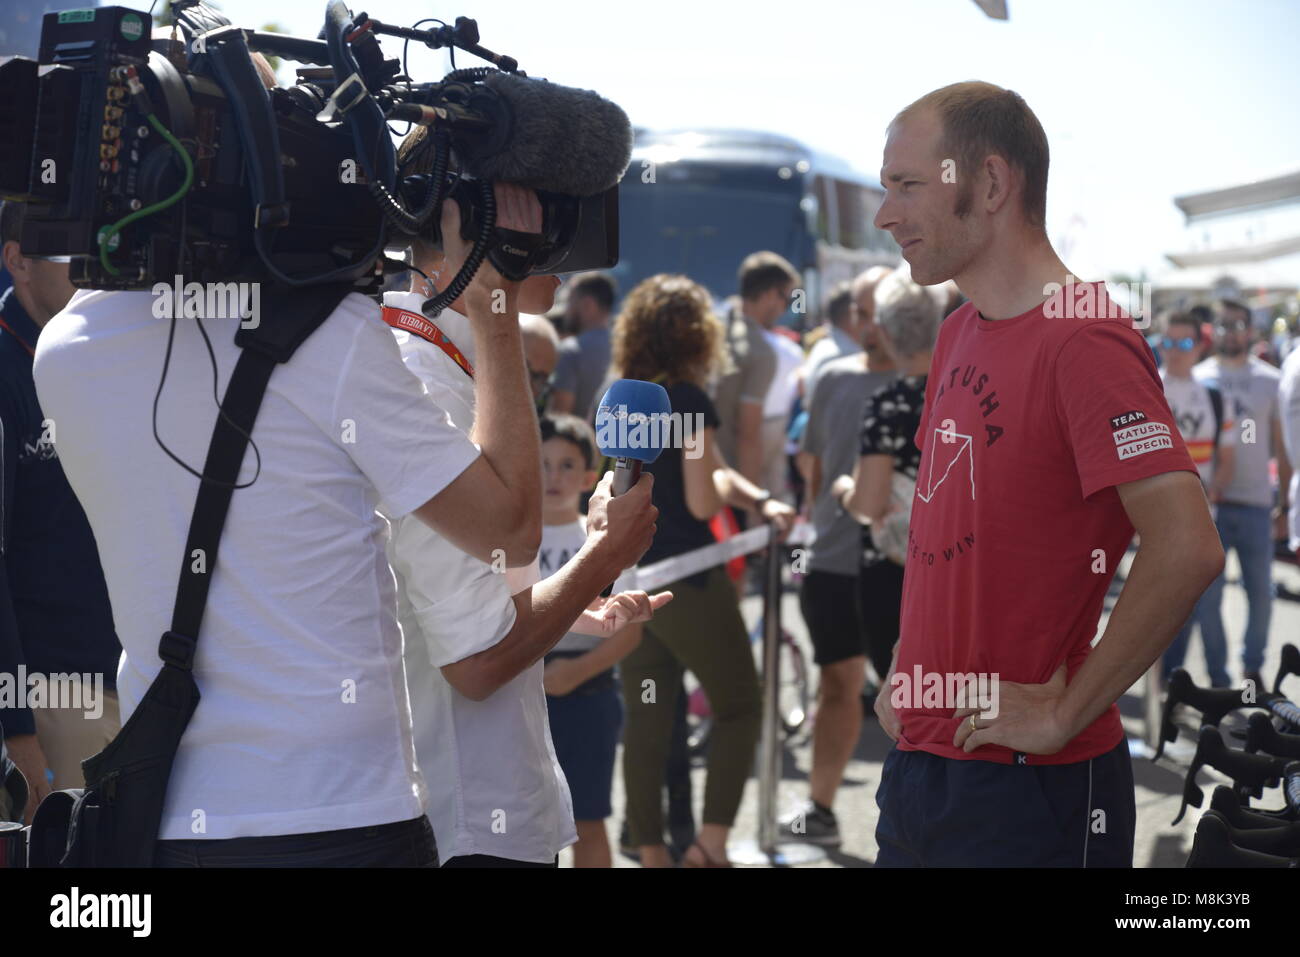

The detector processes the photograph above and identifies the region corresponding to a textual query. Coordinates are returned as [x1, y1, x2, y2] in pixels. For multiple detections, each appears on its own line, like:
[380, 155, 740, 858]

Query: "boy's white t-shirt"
[32, 289, 481, 840]
[541, 518, 598, 654]
[383, 290, 576, 863]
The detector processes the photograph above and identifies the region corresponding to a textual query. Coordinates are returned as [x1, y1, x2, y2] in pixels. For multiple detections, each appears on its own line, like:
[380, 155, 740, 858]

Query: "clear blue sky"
[50, 0, 1300, 276]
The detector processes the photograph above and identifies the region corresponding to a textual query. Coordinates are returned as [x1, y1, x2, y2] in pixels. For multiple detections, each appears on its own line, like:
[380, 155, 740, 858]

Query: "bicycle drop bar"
[1186, 812, 1298, 868]
[1155, 667, 1300, 760]
[1173, 725, 1293, 825]
[1274, 643, 1300, 695]
[1244, 711, 1300, 759]
[1210, 785, 1297, 828]
[1197, 809, 1300, 856]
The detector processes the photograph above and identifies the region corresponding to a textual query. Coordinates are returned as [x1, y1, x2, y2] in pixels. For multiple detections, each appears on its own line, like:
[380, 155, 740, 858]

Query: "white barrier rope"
[613, 524, 773, 594]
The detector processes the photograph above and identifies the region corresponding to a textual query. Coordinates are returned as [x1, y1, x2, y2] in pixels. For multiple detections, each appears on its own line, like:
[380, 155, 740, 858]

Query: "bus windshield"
[614, 163, 813, 303]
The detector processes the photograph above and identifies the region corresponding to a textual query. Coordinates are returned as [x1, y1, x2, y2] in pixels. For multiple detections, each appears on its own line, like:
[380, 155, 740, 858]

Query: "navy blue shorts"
[546, 682, 623, 821]
[874, 738, 1136, 867]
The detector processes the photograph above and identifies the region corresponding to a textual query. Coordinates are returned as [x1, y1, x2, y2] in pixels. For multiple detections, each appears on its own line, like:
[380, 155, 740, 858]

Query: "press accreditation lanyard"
[380, 306, 474, 380]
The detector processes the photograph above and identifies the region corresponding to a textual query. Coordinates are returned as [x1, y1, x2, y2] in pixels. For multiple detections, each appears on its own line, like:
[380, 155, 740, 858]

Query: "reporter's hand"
[586, 471, 658, 574]
[591, 589, 674, 636]
[5, 733, 52, 824]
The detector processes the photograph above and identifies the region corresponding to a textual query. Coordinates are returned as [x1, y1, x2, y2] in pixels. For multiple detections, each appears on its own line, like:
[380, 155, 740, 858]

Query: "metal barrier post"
[728, 522, 825, 866]
[757, 520, 781, 855]
[1143, 662, 1163, 756]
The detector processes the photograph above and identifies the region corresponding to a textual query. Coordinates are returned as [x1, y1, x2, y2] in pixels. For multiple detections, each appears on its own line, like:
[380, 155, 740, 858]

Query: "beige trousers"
[30, 674, 121, 789]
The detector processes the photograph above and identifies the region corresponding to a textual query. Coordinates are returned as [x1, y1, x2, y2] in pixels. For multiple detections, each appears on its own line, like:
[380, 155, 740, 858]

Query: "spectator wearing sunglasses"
[1158, 311, 1236, 687]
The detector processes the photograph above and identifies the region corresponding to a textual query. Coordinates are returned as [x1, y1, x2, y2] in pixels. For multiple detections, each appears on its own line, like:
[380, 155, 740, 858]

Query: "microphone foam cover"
[595, 379, 672, 463]
[473, 73, 633, 197]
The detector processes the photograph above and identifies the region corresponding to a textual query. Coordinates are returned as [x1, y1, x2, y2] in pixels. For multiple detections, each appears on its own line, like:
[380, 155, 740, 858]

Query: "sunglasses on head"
[1161, 336, 1198, 351]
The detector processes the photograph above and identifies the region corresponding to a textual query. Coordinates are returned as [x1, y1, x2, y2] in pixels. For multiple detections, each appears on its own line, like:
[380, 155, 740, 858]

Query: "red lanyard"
[381, 306, 474, 380]
[0, 316, 34, 357]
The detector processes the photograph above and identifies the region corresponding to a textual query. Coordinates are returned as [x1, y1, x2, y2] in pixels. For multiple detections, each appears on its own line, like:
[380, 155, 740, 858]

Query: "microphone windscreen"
[595, 379, 672, 463]
[461, 73, 633, 197]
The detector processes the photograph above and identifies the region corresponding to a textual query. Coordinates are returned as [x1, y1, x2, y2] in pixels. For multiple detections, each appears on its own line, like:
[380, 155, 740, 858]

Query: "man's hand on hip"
[951, 664, 1071, 756]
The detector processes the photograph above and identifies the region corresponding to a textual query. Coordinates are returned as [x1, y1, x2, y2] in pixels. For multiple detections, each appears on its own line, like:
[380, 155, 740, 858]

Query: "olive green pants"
[619, 565, 762, 847]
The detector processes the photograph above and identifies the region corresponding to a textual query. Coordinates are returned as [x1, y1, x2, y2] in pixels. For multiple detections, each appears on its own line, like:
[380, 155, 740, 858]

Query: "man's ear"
[982, 155, 1015, 216]
[1, 240, 27, 279]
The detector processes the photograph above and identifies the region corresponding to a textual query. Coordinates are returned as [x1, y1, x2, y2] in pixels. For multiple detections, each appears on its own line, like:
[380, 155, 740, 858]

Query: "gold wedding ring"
[968, 714, 979, 733]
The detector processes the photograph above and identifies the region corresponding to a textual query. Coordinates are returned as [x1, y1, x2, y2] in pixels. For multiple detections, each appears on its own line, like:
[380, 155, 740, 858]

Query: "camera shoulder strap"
[159, 282, 355, 669]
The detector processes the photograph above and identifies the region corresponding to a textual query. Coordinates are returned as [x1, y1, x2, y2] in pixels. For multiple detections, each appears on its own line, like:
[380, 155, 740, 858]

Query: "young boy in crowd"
[539, 414, 650, 868]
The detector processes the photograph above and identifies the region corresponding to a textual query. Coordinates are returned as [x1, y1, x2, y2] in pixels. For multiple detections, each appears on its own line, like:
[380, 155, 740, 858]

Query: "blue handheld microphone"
[594, 379, 671, 595]
[595, 378, 672, 494]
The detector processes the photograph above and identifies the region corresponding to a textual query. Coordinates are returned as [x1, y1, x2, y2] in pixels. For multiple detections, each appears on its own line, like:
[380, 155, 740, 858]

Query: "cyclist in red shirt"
[870, 82, 1225, 867]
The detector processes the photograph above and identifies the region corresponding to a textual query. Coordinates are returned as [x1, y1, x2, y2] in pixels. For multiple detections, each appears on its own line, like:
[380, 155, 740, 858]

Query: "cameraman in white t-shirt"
[387, 128, 668, 867]
[30, 177, 598, 868]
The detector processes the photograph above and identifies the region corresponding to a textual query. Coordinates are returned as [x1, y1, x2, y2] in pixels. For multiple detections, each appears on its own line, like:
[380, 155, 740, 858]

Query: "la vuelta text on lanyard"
[381, 306, 474, 380]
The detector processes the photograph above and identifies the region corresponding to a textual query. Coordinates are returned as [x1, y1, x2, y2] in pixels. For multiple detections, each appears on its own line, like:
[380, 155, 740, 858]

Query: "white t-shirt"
[1160, 369, 1235, 488]
[383, 290, 576, 864]
[541, 518, 597, 654]
[1278, 347, 1300, 551]
[1193, 356, 1280, 508]
[32, 289, 480, 840]
[763, 330, 804, 420]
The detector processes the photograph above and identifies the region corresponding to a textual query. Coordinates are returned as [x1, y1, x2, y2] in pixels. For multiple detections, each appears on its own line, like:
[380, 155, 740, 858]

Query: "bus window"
[835, 178, 881, 250]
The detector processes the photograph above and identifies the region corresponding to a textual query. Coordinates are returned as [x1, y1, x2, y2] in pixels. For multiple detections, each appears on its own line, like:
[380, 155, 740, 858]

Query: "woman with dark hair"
[613, 274, 794, 867]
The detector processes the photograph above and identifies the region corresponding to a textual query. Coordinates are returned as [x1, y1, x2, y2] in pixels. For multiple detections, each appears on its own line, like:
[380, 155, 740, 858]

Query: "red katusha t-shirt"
[895, 282, 1198, 765]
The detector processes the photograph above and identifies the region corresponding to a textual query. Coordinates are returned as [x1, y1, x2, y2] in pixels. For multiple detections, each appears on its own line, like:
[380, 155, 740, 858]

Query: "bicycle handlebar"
[1210, 785, 1297, 828]
[1174, 725, 1292, 824]
[1155, 667, 1300, 760]
[1274, 643, 1300, 695]
[1186, 811, 1298, 867]
[1244, 711, 1300, 759]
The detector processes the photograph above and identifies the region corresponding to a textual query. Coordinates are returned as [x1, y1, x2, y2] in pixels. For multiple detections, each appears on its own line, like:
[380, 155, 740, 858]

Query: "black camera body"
[0, 2, 624, 295]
